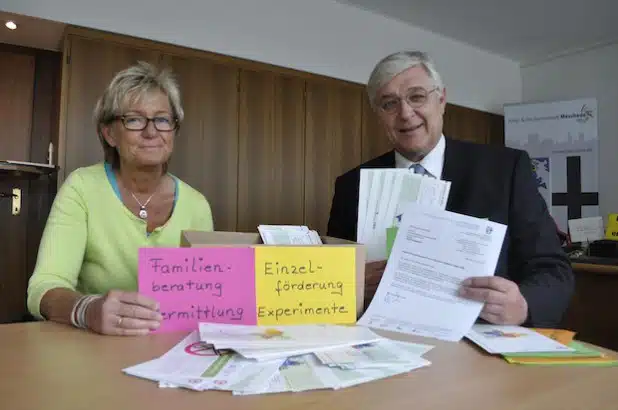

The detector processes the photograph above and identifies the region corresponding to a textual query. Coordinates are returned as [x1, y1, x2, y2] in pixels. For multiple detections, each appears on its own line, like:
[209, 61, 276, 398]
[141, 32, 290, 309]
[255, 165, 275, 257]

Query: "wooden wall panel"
[62, 36, 160, 178]
[304, 82, 362, 234]
[361, 97, 391, 162]
[0, 51, 35, 161]
[489, 113, 505, 146]
[237, 70, 305, 232]
[162, 55, 239, 231]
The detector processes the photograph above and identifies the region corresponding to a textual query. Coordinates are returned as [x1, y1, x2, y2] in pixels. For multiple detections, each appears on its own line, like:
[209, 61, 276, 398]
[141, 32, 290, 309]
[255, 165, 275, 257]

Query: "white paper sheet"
[258, 225, 322, 245]
[357, 169, 372, 243]
[362, 170, 386, 249]
[122, 332, 255, 391]
[357, 203, 507, 342]
[199, 323, 384, 349]
[466, 324, 574, 354]
[314, 339, 434, 369]
[567, 217, 604, 243]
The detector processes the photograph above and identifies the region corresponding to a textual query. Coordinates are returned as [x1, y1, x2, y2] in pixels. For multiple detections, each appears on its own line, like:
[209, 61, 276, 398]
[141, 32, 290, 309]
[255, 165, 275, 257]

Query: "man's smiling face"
[374, 65, 446, 162]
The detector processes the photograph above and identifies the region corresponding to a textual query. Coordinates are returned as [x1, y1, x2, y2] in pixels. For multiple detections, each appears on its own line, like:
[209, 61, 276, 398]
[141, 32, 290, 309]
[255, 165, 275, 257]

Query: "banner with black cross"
[552, 156, 599, 220]
[504, 98, 599, 233]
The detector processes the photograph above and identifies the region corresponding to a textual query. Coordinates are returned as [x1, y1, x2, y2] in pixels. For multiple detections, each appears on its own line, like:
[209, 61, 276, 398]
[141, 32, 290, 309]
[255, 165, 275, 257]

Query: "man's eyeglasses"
[116, 115, 178, 131]
[377, 86, 440, 114]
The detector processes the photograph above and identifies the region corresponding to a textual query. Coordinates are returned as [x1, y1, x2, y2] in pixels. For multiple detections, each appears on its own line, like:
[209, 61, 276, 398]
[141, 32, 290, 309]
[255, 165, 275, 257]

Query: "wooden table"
[561, 262, 618, 351]
[2, 322, 618, 410]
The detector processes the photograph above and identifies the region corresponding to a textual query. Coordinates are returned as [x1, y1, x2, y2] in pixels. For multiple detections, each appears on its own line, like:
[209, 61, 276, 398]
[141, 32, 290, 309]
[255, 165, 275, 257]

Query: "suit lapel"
[442, 138, 469, 212]
[375, 150, 395, 168]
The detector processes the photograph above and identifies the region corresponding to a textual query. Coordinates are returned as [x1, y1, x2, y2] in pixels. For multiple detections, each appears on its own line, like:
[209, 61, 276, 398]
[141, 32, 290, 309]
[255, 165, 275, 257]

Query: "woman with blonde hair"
[27, 61, 213, 336]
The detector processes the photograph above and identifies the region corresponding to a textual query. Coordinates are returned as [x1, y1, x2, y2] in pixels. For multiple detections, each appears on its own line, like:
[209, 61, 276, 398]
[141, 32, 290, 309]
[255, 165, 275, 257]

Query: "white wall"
[1, 0, 521, 114]
[522, 43, 618, 220]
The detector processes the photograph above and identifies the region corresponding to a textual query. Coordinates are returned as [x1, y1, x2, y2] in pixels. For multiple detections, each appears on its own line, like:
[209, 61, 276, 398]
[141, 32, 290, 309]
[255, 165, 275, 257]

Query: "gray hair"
[93, 61, 184, 167]
[367, 51, 444, 108]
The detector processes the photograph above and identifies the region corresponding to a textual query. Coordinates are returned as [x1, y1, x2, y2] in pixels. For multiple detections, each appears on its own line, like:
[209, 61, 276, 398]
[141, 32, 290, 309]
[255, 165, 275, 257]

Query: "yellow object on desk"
[605, 213, 618, 241]
[502, 328, 618, 366]
[533, 328, 576, 345]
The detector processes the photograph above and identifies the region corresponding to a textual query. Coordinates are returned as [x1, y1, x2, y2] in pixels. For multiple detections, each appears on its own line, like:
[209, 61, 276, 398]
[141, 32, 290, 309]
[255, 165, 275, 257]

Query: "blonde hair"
[367, 51, 444, 109]
[93, 61, 184, 168]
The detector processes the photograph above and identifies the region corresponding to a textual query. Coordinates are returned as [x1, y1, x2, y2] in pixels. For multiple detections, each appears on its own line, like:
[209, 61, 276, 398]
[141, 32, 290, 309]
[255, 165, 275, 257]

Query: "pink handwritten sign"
[138, 247, 257, 332]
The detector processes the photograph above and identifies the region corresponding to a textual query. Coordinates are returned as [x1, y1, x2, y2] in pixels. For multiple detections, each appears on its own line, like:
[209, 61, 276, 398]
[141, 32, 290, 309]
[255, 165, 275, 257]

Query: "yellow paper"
[505, 356, 618, 365]
[605, 213, 618, 241]
[254, 247, 356, 325]
[532, 328, 576, 345]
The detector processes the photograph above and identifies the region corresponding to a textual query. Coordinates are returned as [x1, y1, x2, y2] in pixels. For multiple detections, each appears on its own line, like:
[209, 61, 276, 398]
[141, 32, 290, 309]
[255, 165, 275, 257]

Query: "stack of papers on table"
[466, 324, 618, 366]
[357, 169, 451, 262]
[122, 324, 434, 394]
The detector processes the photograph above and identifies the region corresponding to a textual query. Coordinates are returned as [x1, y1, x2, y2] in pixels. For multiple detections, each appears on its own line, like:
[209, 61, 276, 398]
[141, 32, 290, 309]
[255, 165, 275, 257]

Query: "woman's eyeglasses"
[116, 115, 178, 131]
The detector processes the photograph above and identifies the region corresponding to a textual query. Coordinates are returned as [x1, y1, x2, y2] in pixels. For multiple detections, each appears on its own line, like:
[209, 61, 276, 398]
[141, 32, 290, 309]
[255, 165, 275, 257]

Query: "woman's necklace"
[131, 191, 155, 219]
[121, 171, 164, 220]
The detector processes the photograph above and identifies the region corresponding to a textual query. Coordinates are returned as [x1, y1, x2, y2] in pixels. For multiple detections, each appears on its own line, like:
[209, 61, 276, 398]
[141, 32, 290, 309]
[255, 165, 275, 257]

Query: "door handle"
[12, 188, 21, 215]
[0, 189, 21, 215]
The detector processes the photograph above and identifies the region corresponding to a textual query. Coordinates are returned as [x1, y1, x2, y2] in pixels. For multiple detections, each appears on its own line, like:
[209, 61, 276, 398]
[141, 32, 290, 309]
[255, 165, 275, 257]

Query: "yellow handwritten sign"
[605, 214, 618, 241]
[254, 247, 356, 325]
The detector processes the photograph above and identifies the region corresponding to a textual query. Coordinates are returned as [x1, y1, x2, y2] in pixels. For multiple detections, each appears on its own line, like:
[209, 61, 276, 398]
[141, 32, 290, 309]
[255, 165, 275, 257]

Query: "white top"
[394, 134, 446, 180]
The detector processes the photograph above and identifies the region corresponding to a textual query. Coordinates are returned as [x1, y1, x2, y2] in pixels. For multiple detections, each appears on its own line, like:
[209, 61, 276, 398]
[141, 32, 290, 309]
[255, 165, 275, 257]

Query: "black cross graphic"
[552, 156, 599, 219]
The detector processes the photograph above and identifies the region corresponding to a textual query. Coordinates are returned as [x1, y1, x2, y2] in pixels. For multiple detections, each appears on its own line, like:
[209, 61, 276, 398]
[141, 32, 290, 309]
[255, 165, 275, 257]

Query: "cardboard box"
[180, 230, 367, 319]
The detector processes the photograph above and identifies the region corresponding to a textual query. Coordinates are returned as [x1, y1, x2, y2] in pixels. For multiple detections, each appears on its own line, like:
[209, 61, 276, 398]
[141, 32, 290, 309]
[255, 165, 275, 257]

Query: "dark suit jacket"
[327, 138, 574, 328]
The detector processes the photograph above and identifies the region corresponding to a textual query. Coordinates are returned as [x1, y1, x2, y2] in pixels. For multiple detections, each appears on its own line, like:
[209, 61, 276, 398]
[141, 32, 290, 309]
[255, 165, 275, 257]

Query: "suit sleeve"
[508, 150, 574, 327]
[327, 175, 355, 241]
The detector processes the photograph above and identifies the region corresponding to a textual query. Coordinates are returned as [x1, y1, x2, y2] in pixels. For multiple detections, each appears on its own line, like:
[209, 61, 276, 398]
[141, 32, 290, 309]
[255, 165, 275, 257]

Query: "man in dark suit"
[327, 51, 573, 328]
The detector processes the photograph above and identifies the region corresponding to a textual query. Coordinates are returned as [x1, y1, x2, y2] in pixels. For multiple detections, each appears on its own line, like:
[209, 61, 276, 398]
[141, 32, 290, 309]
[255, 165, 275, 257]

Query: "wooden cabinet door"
[304, 81, 362, 235]
[237, 70, 305, 232]
[62, 36, 161, 179]
[0, 51, 35, 323]
[443, 103, 504, 145]
[0, 51, 35, 161]
[161, 55, 239, 231]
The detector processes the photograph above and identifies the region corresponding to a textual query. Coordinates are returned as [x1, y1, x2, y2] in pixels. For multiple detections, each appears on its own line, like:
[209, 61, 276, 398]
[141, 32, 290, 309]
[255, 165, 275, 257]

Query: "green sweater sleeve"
[27, 172, 89, 319]
[196, 197, 214, 231]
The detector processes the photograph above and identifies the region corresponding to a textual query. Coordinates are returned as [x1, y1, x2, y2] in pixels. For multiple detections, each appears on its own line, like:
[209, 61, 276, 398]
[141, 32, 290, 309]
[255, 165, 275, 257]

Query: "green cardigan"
[27, 162, 213, 319]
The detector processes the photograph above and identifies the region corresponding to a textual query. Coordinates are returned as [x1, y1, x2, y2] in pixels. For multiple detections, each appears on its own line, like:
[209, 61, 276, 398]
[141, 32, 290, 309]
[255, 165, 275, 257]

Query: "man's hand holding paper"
[459, 276, 528, 326]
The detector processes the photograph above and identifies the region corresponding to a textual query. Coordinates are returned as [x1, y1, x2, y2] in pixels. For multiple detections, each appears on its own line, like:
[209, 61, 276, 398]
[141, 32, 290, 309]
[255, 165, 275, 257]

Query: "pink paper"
[138, 247, 257, 332]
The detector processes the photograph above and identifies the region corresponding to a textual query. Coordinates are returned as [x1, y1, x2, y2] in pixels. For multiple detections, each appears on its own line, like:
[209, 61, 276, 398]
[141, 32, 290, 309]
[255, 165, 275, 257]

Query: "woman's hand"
[86, 290, 162, 336]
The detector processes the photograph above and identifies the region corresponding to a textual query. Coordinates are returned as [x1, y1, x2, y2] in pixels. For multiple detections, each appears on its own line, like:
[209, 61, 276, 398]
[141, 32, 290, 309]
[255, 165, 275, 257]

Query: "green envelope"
[503, 341, 603, 358]
[386, 227, 399, 258]
[502, 341, 618, 366]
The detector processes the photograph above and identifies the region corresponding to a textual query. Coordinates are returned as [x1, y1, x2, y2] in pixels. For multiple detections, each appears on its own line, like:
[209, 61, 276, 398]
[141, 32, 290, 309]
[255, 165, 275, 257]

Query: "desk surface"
[2, 322, 618, 410]
[572, 261, 618, 275]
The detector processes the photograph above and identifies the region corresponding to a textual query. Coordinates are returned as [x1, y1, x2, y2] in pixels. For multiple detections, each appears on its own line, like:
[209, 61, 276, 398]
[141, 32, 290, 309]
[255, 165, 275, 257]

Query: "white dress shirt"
[394, 134, 446, 179]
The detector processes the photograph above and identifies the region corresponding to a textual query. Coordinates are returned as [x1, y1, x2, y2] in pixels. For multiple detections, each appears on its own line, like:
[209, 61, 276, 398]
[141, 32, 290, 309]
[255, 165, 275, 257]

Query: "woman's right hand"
[85, 290, 162, 336]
